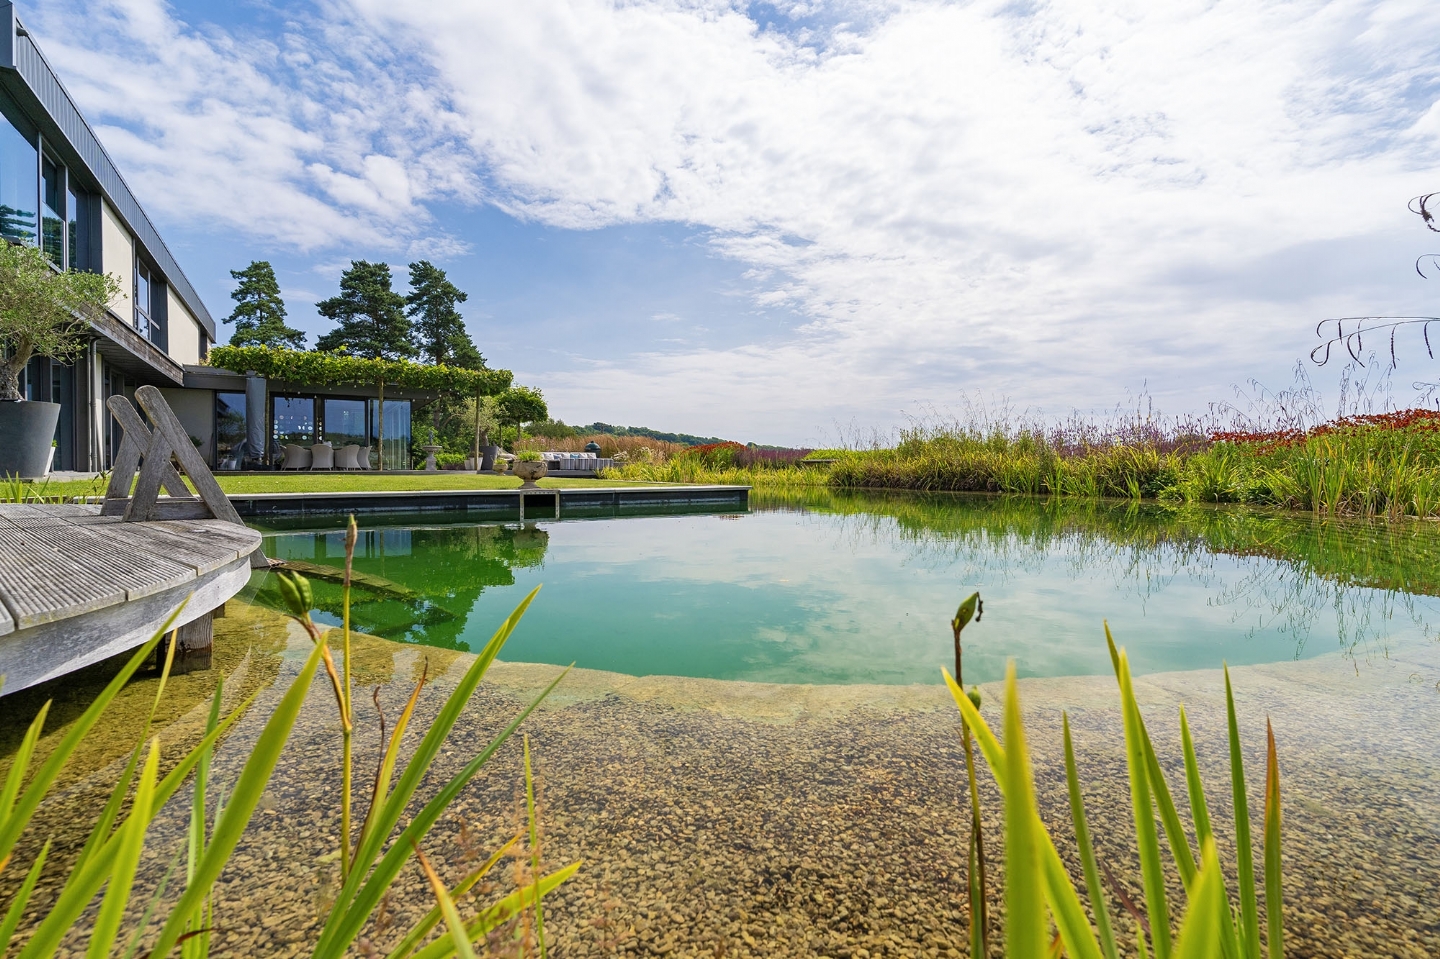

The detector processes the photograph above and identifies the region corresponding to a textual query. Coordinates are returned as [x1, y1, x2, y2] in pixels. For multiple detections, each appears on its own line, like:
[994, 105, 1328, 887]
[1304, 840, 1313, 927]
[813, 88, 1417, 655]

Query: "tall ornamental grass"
[948, 620, 1284, 959]
[0, 515, 575, 958]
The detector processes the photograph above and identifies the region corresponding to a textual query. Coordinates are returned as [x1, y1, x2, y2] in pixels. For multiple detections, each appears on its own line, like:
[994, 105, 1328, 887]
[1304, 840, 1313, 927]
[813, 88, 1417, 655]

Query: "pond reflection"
[246, 491, 1440, 684]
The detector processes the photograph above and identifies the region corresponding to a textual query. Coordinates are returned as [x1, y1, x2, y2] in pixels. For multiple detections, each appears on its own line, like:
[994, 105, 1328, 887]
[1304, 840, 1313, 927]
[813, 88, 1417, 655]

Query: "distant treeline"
[527, 419, 730, 447]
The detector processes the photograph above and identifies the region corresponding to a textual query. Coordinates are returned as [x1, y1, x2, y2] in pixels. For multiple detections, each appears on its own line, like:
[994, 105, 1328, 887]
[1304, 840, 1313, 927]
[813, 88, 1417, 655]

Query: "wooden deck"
[0, 503, 261, 695]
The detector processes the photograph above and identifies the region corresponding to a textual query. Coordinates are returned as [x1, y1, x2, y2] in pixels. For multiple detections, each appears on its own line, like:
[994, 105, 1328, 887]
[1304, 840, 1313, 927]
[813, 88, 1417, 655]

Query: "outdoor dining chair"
[281, 444, 312, 470]
[310, 443, 335, 470]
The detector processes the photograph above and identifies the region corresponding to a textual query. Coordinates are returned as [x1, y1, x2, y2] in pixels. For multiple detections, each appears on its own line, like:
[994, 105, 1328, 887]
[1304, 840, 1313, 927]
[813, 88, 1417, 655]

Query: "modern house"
[0, 2, 415, 472]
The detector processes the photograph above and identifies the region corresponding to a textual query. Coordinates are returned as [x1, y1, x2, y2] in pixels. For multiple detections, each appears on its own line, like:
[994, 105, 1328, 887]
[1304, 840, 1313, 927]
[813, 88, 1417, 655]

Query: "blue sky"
[22, 0, 1440, 444]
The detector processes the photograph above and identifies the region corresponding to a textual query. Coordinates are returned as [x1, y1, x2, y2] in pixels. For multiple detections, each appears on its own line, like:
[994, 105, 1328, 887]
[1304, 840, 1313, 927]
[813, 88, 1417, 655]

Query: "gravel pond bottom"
[4, 602, 1440, 957]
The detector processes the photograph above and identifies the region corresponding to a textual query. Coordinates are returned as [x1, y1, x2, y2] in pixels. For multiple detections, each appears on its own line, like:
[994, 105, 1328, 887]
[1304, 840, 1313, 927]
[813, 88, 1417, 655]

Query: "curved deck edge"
[0, 555, 252, 696]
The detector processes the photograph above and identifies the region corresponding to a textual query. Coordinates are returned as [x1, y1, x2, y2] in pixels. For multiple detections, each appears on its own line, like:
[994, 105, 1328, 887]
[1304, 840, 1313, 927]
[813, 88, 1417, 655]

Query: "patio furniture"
[335, 444, 361, 470]
[310, 443, 335, 470]
[356, 445, 372, 469]
[217, 438, 248, 472]
[281, 444, 312, 470]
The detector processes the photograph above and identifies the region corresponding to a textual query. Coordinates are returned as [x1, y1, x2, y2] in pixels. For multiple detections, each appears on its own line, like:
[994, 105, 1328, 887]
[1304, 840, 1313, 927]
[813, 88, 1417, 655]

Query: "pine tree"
[406, 260, 483, 368]
[314, 261, 415, 360]
[225, 261, 305, 349]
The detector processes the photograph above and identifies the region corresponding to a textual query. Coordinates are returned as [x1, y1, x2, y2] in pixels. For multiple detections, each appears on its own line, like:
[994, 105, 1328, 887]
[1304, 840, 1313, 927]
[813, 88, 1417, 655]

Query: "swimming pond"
[247, 490, 1440, 685]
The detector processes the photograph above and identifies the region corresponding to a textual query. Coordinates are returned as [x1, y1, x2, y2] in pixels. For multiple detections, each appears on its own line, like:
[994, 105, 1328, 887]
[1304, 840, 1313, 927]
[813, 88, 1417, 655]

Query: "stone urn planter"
[420, 444, 443, 471]
[0, 400, 60, 479]
[514, 459, 548, 489]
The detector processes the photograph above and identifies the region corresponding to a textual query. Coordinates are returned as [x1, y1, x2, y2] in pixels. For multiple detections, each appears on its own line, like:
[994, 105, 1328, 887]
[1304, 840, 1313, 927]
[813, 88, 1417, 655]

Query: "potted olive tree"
[0, 243, 117, 478]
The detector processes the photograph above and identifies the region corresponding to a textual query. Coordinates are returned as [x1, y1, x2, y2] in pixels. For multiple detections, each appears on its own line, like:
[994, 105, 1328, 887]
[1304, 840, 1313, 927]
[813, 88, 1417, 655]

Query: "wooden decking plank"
[151, 520, 262, 555]
[98, 523, 246, 576]
[41, 525, 197, 600]
[0, 531, 126, 627]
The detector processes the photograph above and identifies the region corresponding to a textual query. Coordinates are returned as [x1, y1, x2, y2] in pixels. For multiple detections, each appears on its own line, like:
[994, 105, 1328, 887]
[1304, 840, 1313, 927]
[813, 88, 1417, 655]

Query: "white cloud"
[27, 0, 474, 252]
[338, 0, 1440, 437]
[27, 0, 1440, 439]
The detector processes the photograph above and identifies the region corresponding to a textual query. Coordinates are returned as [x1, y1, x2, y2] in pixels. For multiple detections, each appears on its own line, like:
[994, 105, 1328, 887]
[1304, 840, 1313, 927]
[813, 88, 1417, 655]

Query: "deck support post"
[159, 609, 214, 674]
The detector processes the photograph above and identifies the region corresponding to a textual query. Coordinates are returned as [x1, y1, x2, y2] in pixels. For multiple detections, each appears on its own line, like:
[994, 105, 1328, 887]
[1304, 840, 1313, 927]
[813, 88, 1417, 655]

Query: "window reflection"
[369, 399, 411, 469]
[323, 398, 367, 449]
[215, 392, 247, 470]
[41, 155, 62, 267]
[0, 114, 38, 244]
[272, 396, 315, 461]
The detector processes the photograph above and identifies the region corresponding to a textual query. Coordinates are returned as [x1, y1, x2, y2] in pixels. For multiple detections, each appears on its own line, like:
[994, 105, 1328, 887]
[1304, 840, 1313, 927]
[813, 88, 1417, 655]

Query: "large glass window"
[134, 260, 153, 339]
[41, 155, 62, 266]
[67, 184, 80, 268]
[215, 392, 247, 470]
[368, 399, 410, 470]
[0, 114, 38, 245]
[272, 396, 316, 461]
[323, 398, 367, 449]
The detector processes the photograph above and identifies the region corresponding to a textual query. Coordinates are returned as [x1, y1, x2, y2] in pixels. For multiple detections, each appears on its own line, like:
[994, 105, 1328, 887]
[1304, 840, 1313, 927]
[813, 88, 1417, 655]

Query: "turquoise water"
[250, 492, 1440, 685]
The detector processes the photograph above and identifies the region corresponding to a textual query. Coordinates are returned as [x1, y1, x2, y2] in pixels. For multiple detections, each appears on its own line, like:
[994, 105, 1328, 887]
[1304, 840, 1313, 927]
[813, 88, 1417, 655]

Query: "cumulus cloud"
[27, 0, 478, 252]
[27, 0, 1440, 438]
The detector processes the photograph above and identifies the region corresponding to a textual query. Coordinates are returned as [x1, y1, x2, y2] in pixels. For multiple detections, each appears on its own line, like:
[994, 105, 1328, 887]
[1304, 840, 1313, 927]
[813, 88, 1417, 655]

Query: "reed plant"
[946, 623, 1284, 958]
[0, 514, 575, 958]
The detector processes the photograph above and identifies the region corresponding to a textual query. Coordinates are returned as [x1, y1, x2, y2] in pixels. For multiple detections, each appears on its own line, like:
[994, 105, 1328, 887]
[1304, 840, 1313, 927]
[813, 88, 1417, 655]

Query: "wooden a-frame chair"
[102, 385, 269, 568]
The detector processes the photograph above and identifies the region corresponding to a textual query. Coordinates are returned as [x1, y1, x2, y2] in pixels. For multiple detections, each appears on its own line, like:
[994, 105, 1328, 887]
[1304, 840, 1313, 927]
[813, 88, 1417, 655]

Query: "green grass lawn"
[17, 472, 670, 500]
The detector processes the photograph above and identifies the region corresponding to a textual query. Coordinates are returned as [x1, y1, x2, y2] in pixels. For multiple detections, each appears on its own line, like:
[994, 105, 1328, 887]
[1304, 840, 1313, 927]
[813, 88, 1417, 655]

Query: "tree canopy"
[315, 260, 415, 360]
[496, 385, 548, 428]
[0, 242, 118, 401]
[225, 260, 306, 350]
[406, 260, 482, 368]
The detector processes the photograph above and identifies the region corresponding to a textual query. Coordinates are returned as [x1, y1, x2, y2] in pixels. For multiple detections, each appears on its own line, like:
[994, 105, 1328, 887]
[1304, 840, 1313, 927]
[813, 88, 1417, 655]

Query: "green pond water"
[246, 490, 1440, 685]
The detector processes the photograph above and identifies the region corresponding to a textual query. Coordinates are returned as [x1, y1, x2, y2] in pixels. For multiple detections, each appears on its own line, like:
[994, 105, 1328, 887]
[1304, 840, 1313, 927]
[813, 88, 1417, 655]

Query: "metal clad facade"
[3, 9, 216, 340]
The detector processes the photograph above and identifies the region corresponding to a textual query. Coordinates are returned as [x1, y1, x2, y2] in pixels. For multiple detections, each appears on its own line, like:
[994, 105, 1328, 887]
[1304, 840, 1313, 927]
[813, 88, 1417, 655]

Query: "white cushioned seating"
[357, 446, 372, 469]
[335, 444, 360, 470]
[310, 443, 334, 470]
[281, 444, 312, 470]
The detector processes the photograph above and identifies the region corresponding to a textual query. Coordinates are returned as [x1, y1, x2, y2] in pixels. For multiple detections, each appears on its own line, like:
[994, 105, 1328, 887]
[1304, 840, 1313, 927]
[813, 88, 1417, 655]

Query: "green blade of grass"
[1108, 625, 1197, 890]
[85, 737, 160, 959]
[146, 640, 327, 959]
[1002, 663, 1047, 959]
[0, 840, 48, 952]
[524, 735, 548, 959]
[0, 702, 49, 829]
[1226, 666, 1261, 959]
[968, 831, 985, 959]
[330, 586, 542, 926]
[315, 665, 568, 957]
[1173, 840, 1224, 959]
[383, 836, 520, 959]
[411, 842, 478, 959]
[122, 852, 182, 959]
[0, 612, 178, 867]
[356, 666, 427, 860]
[1117, 650, 1173, 959]
[1064, 713, 1120, 959]
[1139, 720, 1198, 889]
[183, 681, 224, 959]
[15, 686, 258, 959]
[1178, 707, 1213, 847]
[946, 667, 1112, 959]
[408, 863, 582, 959]
[1263, 719, 1283, 959]
[943, 667, 1003, 770]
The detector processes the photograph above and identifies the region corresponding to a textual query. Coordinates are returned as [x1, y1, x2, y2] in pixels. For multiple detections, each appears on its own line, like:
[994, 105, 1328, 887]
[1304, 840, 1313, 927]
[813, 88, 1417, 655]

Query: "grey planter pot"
[480, 444, 500, 472]
[0, 400, 60, 480]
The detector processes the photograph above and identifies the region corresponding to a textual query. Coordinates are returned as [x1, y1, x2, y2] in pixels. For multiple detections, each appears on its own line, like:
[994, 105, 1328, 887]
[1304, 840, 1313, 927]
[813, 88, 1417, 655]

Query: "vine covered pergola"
[207, 346, 514, 469]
